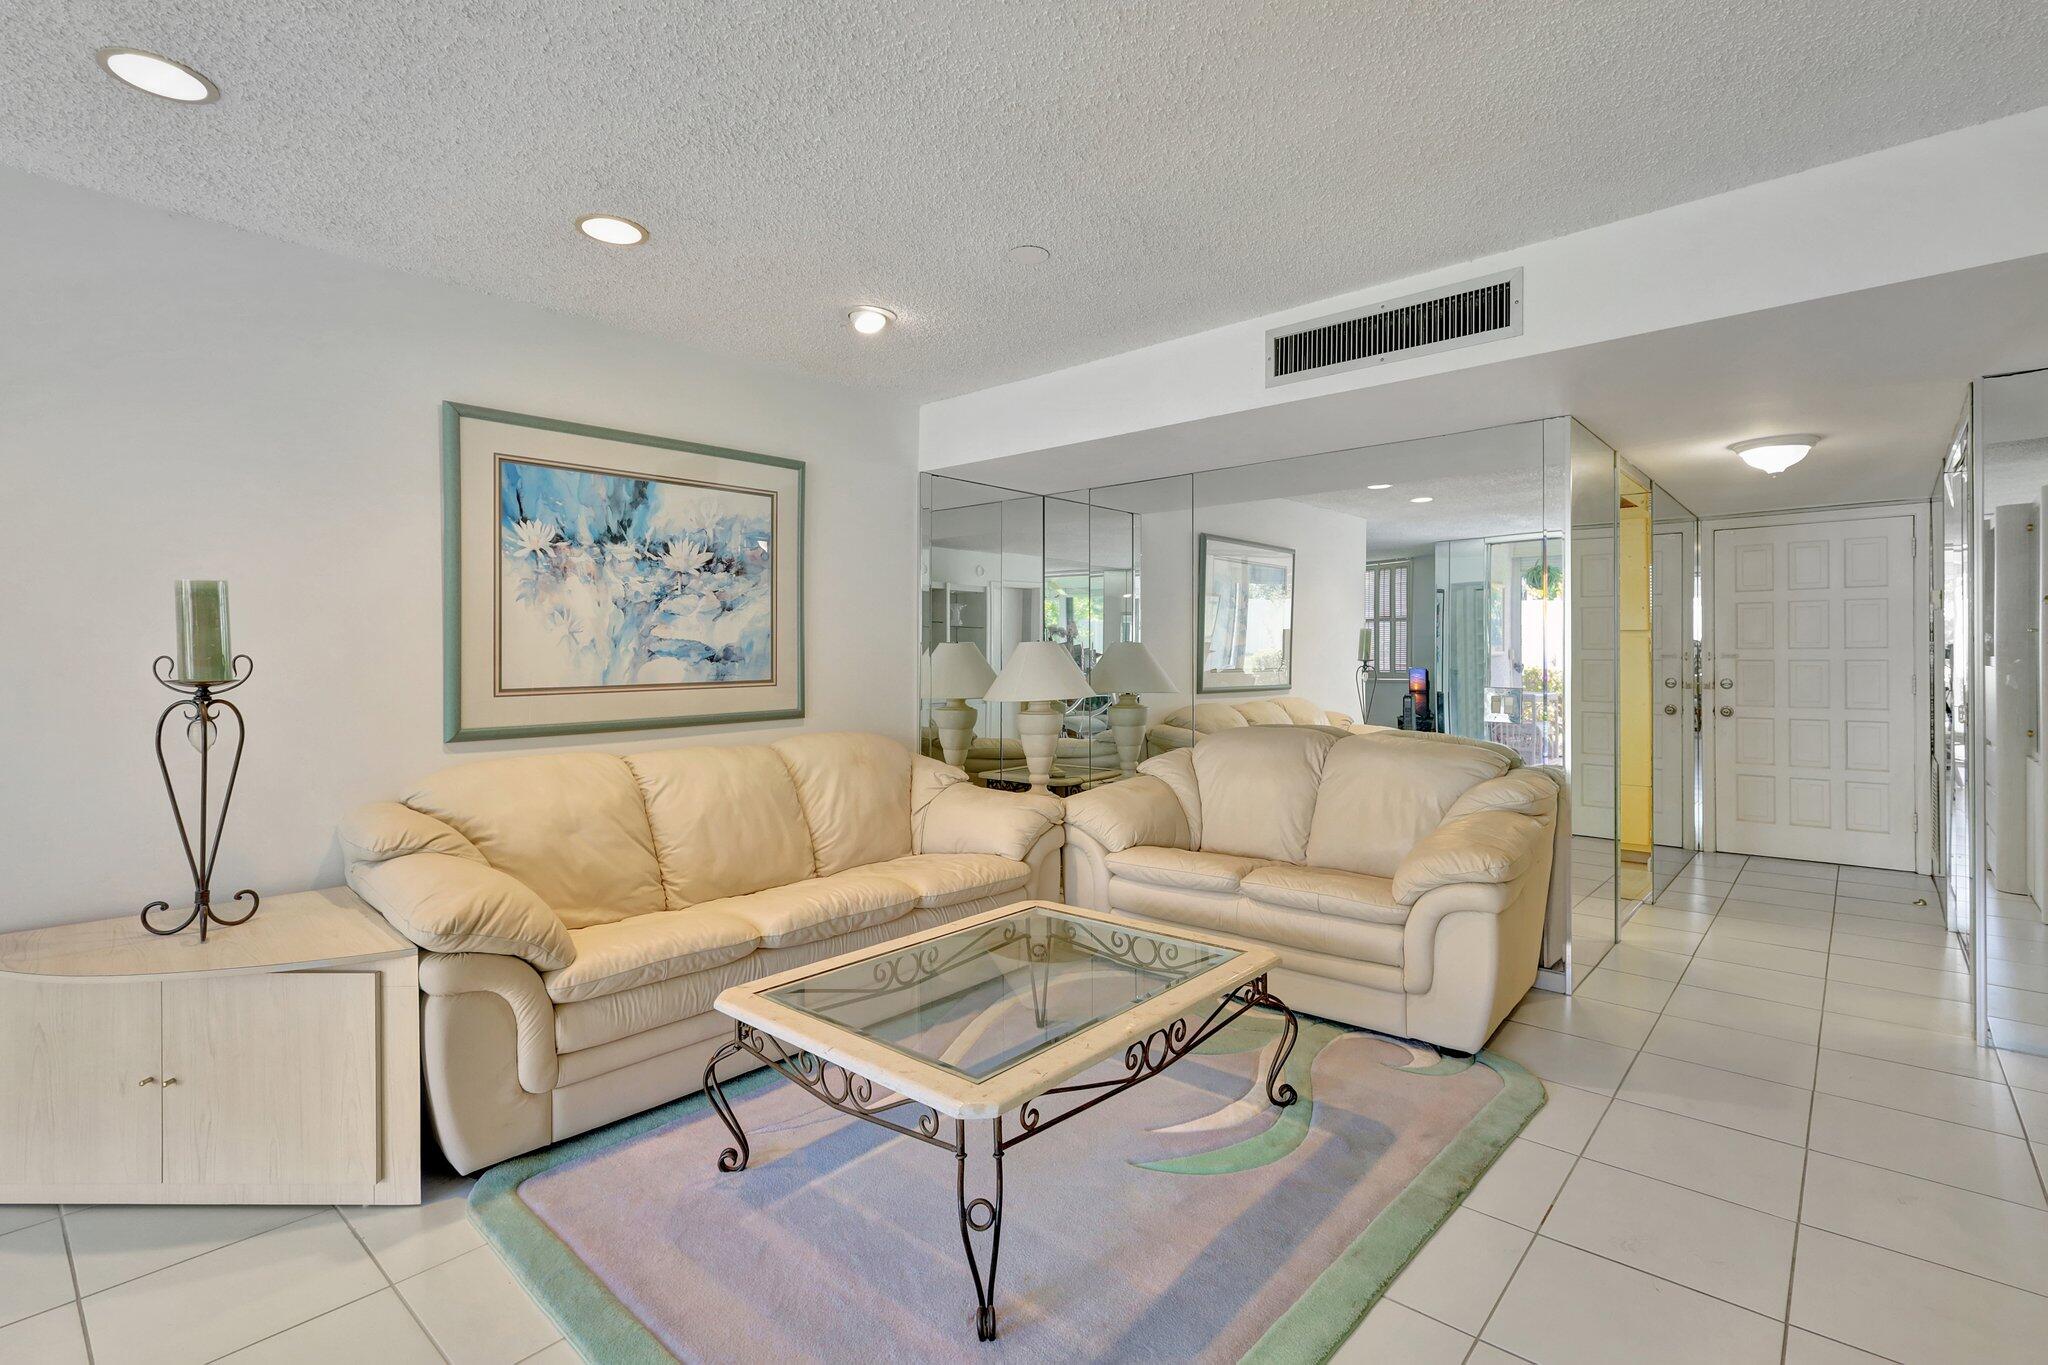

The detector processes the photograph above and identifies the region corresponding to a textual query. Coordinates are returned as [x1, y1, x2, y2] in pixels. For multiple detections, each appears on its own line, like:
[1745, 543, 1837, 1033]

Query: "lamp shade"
[1089, 641, 1173, 696]
[928, 642, 997, 699]
[985, 641, 1094, 703]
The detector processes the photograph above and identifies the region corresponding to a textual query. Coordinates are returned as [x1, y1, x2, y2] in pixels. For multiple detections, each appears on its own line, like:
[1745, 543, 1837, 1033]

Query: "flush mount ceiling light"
[1007, 244, 1051, 265]
[575, 214, 649, 247]
[848, 305, 895, 335]
[1409, 495, 1434, 504]
[96, 47, 218, 103]
[1730, 434, 1819, 475]
[1366, 483, 1392, 491]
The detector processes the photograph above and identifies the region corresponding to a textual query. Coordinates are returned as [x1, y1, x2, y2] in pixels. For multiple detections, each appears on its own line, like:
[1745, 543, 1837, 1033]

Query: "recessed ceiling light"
[1366, 483, 1392, 491]
[1409, 495, 1434, 504]
[96, 47, 218, 103]
[848, 305, 896, 335]
[576, 214, 649, 247]
[1008, 244, 1051, 265]
[1730, 434, 1818, 475]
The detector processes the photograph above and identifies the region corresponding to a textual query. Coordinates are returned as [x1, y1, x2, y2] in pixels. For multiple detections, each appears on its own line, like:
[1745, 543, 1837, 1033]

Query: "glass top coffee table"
[706, 900, 1298, 1341]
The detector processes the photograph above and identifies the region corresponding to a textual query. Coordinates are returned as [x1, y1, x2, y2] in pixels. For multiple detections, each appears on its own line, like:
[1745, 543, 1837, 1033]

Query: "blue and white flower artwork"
[496, 457, 775, 691]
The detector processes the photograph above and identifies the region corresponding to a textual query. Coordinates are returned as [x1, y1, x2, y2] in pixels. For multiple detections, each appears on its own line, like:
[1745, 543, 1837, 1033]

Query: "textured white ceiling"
[6, 3, 2048, 400]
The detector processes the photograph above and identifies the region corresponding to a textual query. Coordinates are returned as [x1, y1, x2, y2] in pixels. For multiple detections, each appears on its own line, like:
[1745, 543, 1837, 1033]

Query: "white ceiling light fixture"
[1409, 495, 1433, 504]
[575, 214, 649, 247]
[96, 47, 218, 103]
[1366, 483, 1392, 490]
[1730, 434, 1819, 475]
[1007, 244, 1051, 266]
[848, 305, 895, 335]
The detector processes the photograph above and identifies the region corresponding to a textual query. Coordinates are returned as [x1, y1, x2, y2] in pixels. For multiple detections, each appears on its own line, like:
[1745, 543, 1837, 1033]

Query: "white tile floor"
[8, 852, 2046, 1364]
[1336, 851, 2048, 1365]
[0, 1175, 560, 1365]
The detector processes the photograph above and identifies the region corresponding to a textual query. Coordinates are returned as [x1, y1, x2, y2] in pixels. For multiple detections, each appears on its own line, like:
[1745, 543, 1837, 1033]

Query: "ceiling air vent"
[1266, 268, 1522, 385]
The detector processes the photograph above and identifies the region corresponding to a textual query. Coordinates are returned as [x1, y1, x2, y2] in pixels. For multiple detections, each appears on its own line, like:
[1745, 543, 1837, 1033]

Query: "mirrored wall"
[921, 414, 1702, 990]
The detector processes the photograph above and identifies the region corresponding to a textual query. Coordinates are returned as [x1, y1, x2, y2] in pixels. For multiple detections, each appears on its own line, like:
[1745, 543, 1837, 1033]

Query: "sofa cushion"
[1190, 726, 1337, 862]
[1273, 697, 1327, 725]
[1106, 846, 1263, 894]
[699, 868, 917, 949]
[1103, 881, 1403, 969]
[1177, 702, 1251, 733]
[626, 746, 815, 906]
[1232, 699, 1292, 726]
[1304, 732, 1512, 878]
[1350, 723, 1523, 767]
[552, 904, 971, 1054]
[772, 733, 914, 877]
[863, 853, 1029, 908]
[542, 910, 761, 1004]
[1241, 864, 1407, 926]
[405, 753, 665, 928]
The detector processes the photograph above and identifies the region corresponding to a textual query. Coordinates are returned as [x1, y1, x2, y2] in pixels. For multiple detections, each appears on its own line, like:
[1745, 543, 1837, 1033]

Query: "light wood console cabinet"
[0, 888, 419, 1205]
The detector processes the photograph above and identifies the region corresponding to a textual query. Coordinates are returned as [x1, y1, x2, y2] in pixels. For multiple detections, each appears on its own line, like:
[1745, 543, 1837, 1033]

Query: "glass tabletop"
[762, 907, 1241, 1081]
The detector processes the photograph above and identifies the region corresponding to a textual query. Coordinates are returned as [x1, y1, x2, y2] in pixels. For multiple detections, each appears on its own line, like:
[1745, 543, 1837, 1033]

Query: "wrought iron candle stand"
[141, 654, 261, 941]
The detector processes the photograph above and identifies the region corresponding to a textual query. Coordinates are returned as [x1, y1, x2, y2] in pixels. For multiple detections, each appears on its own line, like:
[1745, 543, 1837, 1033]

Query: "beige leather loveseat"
[341, 733, 1062, 1172]
[1145, 697, 1356, 756]
[1063, 726, 1560, 1053]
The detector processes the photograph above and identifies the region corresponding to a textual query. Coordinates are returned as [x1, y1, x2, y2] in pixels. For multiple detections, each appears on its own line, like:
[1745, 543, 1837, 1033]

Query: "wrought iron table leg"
[703, 1032, 751, 1172]
[954, 1117, 1005, 1341]
[1243, 977, 1300, 1107]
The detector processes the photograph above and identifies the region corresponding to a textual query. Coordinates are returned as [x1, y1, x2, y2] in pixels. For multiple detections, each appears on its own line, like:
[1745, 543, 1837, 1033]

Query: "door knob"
[161, 1077, 179, 1087]
[1718, 678, 1734, 689]
[138, 1076, 157, 1086]
[1664, 677, 1677, 688]
[1719, 706, 1733, 717]
[1663, 704, 1677, 715]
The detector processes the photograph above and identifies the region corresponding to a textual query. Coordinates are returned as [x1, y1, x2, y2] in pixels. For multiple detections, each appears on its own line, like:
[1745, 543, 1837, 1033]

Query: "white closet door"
[1711, 516, 1919, 869]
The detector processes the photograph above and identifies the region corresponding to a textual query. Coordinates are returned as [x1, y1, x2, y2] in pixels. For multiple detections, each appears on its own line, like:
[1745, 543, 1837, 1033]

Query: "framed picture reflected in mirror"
[1198, 533, 1294, 693]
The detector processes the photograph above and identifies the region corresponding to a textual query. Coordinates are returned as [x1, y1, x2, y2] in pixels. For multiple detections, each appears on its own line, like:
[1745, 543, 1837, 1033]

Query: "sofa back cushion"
[405, 754, 665, 928]
[1305, 732, 1513, 876]
[627, 746, 815, 906]
[771, 732, 913, 876]
[1273, 697, 1327, 725]
[1191, 727, 1338, 862]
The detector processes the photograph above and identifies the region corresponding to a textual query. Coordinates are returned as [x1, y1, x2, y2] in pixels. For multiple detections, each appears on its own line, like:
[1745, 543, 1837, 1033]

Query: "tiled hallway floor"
[1338, 851, 2048, 1365]
[8, 853, 2047, 1364]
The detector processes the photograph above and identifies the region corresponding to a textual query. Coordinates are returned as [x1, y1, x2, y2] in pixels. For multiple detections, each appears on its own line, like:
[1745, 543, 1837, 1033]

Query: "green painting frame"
[442, 401, 805, 741]
[1197, 531, 1296, 695]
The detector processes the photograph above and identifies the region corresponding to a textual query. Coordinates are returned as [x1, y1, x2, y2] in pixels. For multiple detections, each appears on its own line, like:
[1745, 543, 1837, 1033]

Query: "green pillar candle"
[174, 579, 233, 683]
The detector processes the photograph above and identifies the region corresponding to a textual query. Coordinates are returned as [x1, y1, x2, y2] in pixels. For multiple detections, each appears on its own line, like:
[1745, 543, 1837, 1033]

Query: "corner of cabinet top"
[0, 887, 415, 982]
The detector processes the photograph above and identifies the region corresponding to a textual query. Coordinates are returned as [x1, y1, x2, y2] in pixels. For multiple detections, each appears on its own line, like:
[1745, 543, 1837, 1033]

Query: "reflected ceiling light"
[1409, 495, 1433, 504]
[1366, 483, 1392, 491]
[848, 305, 895, 335]
[576, 214, 649, 246]
[1730, 434, 1818, 475]
[96, 47, 218, 103]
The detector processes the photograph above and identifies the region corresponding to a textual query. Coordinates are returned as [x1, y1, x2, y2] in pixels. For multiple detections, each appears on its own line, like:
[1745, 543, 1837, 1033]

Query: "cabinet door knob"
[161, 1077, 180, 1087]
[138, 1076, 158, 1086]
[1663, 704, 1678, 715]
[1719, 706, 1734, 717]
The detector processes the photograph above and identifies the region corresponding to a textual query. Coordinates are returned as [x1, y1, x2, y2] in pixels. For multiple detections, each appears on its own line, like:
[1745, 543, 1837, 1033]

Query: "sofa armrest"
[1062, 774, 1191, 855]
[1323, 709, 1356, 726]
[1391, 807, 1551, 906]
[418, 951, 558, 1096]
[912, 777, 1064, 862]
[341, 801, 574, 970]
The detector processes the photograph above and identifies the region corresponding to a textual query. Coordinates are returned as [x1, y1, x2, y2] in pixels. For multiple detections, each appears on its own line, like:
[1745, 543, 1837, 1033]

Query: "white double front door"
[1709, 515, 1921, 870]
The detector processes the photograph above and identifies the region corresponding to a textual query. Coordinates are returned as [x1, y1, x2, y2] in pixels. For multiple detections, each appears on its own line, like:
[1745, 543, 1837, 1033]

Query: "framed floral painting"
[442, 402, 804, 740]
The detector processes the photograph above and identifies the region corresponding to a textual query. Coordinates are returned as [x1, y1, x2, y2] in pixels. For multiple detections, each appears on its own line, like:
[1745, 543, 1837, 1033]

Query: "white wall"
[1137, 498, 1371, 721]
[0, 170, 917, 931]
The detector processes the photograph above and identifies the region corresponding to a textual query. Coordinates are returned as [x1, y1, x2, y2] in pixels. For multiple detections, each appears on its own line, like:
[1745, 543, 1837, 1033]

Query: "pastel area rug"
[471, 1012, 1541, 1364]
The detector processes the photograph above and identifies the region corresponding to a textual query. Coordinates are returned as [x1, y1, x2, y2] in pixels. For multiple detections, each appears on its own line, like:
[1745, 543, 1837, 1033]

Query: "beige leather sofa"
[1063, 726, 1560, 1053]
[341, 733, 1062, 1173]
[1145, 697, 1356, 756]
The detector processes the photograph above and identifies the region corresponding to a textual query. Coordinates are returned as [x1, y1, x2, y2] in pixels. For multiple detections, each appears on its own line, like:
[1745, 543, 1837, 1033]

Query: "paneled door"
[1653, 529, 1690, 848]
[1710, 516, 1920, 869]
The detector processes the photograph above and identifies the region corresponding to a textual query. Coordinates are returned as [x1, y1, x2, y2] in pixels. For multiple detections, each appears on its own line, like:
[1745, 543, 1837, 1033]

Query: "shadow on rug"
[472, 1012, 1541, 1364]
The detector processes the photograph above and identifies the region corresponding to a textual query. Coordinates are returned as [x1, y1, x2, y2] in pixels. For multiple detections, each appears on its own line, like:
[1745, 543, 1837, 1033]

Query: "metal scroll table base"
[702, 976, 1299, 1342]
